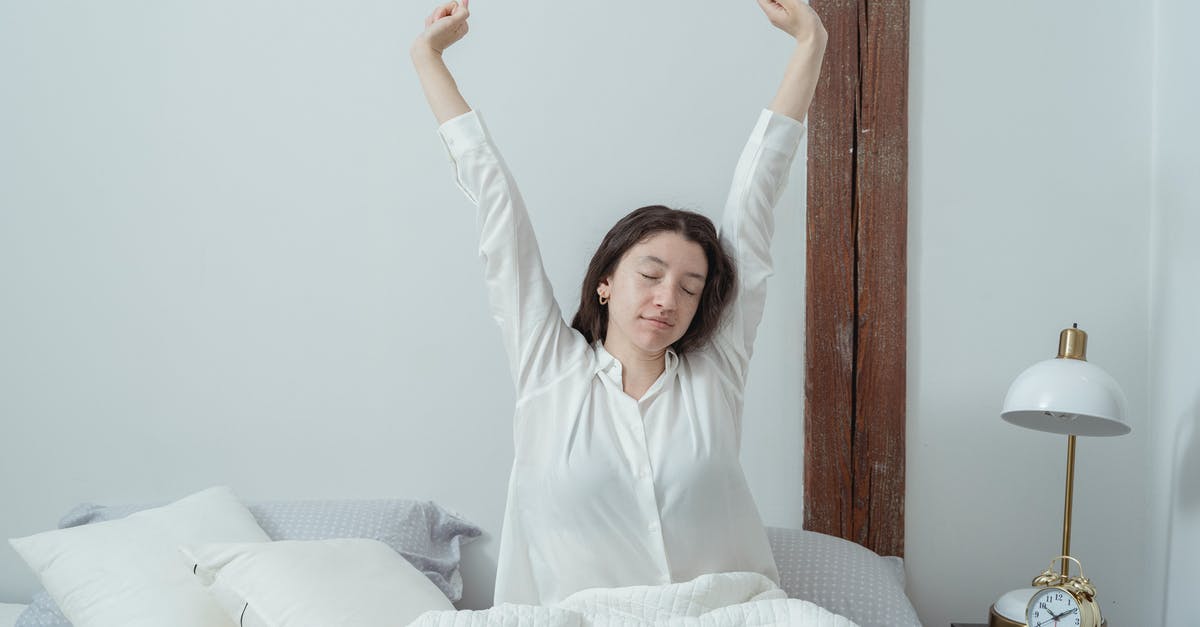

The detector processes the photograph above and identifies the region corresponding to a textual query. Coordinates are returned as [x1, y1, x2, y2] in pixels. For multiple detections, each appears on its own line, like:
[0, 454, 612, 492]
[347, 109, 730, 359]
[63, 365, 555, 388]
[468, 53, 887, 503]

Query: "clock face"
[1027, 588, 1082, 627]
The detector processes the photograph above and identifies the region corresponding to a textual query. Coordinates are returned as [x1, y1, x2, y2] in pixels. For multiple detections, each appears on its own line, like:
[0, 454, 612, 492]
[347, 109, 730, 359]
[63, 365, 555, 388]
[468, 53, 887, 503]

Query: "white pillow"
[180, 538, 455, 627]
[8, 485, 270, 627]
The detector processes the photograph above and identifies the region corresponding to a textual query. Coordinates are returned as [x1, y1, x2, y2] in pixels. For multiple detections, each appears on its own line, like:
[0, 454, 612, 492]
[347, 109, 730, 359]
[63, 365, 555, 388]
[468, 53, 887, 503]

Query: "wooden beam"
[804, 0, 908, 558]
[803, 0, 858, 546]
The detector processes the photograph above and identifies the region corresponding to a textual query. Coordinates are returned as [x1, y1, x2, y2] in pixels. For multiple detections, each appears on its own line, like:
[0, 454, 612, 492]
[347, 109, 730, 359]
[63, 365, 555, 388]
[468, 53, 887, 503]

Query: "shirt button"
[648, 521, 660, 533]
[636, 468, 648, 479]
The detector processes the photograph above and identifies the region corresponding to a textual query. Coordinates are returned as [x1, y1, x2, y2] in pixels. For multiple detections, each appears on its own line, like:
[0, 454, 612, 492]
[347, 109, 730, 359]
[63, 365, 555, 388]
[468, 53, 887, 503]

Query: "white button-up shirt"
[438, 108, 806, 606]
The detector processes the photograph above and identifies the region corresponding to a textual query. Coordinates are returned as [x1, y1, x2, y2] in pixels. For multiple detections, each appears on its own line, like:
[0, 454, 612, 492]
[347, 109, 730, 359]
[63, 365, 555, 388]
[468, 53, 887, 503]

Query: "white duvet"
[409, 572, 860, 627]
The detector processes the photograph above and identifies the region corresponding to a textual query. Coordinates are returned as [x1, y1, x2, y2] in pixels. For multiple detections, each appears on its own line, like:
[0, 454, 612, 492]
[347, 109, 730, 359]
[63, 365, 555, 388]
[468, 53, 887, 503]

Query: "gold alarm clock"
[1025, 557, 1102, 627]
[987, 556, 1105, 627]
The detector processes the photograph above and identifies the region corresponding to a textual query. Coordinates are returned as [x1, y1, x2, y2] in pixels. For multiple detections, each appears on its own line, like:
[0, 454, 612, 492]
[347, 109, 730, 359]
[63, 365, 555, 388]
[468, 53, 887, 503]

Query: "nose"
[653, 282, 677, 311]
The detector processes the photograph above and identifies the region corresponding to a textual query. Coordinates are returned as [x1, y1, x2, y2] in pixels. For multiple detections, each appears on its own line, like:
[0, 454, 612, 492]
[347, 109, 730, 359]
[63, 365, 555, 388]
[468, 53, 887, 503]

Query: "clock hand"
[1037, 604, 1065, 624]
[1033, 615, 1059, 627]
[1048, 607, 1079, 623]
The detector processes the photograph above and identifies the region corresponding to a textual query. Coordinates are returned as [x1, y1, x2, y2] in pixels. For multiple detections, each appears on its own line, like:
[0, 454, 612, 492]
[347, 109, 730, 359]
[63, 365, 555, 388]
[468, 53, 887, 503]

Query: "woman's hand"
[757, 0, 826, 44]
[412, 0, 471, 57]
[761, 0, 827, 122]
[411, 0, 472, 123]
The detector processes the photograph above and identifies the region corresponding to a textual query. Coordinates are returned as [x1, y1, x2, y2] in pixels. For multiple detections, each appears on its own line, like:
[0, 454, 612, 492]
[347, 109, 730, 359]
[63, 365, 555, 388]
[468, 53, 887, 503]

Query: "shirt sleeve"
[438, 110, 589, 399]
[706, 108, 807, 391]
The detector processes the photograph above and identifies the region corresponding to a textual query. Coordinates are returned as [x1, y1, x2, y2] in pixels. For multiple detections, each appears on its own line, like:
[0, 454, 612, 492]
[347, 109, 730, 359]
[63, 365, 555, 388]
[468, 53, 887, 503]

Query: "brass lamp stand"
[987, 325, 1130, 627]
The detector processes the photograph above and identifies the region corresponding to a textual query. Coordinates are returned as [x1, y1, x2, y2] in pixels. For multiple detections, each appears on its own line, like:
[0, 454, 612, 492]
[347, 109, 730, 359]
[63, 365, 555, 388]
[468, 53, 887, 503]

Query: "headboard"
[803, 0, 909, 558]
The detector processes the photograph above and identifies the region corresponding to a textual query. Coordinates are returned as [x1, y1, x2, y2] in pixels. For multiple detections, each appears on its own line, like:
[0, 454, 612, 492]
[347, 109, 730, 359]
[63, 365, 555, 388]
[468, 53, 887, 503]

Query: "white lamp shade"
[1001, 357, 1131, 436]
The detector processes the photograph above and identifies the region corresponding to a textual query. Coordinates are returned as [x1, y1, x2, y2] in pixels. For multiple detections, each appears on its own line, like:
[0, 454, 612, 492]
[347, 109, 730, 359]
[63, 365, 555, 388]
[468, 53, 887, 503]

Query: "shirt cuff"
[754, 108, 808, 154]
[437, 109, 490, 161]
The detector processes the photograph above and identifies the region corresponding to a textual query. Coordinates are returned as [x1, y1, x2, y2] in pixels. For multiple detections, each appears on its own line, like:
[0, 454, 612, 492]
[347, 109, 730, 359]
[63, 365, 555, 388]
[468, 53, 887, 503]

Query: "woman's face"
[599, 231, 708, 357]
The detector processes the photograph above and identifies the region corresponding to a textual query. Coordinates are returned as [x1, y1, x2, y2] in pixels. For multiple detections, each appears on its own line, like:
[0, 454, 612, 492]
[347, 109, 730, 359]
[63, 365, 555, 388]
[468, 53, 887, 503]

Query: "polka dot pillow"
[766, 526, 921, 627]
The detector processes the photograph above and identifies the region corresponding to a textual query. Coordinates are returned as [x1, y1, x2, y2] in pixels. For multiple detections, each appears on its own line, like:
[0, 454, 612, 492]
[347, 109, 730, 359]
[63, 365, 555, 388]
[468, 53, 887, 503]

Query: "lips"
[641, 317, 673, 329]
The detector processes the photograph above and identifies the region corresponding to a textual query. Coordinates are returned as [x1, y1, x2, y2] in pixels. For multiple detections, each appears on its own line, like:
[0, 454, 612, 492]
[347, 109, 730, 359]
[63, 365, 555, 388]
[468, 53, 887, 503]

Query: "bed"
[0, 603, 25, 627]
[5, 486, 920, 627]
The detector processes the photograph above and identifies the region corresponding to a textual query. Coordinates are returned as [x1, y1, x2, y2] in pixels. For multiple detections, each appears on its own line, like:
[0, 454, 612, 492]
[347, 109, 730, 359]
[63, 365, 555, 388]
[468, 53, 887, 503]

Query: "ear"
[596, 276, 612, 295]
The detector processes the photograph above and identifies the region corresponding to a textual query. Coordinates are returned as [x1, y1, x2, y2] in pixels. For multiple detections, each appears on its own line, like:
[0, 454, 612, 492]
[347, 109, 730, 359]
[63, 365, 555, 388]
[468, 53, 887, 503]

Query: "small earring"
[598, 294, 609, 306]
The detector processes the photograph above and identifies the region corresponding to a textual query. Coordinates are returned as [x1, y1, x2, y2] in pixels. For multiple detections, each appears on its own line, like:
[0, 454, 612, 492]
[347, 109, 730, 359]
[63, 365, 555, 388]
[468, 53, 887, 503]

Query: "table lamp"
[987, 324, 1130, 627]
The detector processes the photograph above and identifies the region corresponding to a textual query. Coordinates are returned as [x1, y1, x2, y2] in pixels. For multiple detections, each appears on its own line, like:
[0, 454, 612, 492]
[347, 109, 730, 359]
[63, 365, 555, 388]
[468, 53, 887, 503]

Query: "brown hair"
[570, 205, 736, 356]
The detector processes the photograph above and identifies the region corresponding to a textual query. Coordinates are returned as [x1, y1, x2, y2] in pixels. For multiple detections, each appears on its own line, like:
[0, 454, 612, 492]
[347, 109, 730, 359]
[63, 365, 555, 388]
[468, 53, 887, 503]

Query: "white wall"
[1149, 0, 1200, 624]
[0, 0, 808, 610]
[6, 1, 1191, 625]
[908, 2, 1153, 626]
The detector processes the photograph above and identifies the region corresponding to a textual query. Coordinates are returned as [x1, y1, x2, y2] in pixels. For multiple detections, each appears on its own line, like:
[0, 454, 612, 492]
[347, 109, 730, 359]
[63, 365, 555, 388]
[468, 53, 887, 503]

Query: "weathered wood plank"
[852, 0, 908, 558]
[805, 0, 908, 558]
[804, 0, 858, 544]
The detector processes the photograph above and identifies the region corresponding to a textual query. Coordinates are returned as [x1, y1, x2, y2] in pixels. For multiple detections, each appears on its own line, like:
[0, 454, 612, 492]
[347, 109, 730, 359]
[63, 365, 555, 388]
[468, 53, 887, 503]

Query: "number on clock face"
[1028, 589, 1082, 627]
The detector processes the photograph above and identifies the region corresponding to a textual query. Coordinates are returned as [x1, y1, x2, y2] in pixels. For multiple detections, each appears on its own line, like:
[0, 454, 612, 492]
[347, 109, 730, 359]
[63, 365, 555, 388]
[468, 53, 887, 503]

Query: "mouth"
[641, 317, 674, 329]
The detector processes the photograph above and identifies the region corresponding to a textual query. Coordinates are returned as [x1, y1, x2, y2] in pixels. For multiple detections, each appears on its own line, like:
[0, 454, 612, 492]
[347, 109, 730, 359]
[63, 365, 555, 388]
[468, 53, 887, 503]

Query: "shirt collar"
[592, 340, 679, 378]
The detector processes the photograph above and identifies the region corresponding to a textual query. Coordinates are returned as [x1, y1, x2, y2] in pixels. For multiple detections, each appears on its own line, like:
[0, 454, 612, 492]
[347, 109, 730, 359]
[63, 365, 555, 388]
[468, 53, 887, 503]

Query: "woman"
[411, 0, 827, 607]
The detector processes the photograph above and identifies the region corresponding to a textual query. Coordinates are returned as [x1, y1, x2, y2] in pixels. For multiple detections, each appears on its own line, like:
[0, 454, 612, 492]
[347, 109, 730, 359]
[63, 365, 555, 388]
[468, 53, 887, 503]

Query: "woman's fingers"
[757, 0, 791, 30]
[416, 0, 471, 54]
[427, 1, 459, 25]
[431, 1, 468, 26]
[424, 1, 462, 32]
[758, 0, 823, 39]
[756, 0, 784, 14]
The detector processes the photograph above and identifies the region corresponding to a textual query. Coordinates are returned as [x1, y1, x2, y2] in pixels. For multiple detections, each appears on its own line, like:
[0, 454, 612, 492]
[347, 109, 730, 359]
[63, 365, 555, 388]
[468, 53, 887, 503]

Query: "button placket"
[628, 399, 669, 582]
[598, 358, 671, 579]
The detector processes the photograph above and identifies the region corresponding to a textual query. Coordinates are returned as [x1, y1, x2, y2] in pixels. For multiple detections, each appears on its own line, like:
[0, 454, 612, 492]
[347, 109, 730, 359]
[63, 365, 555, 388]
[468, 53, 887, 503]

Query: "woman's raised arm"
[759, 0, 827, 121]
[411, 0, 472, 124]
[412, 1, 590, 398]
[703, 2, 826, 400]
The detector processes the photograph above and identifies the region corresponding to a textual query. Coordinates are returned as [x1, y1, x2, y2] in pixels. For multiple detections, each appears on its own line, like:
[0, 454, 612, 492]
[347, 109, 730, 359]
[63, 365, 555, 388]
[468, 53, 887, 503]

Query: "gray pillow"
[13, 591, 65, 627]
[766, 526, 922, 627]
[16, 498, 481, 627]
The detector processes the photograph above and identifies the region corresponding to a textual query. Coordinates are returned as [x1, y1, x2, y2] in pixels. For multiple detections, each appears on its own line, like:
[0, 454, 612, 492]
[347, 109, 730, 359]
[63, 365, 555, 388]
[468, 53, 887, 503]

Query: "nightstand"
[950, 614, 1108, 619]
[953, 621, 1111, 626]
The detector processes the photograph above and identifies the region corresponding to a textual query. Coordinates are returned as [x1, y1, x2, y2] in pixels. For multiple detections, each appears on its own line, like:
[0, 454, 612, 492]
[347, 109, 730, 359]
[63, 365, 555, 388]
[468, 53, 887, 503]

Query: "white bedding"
[410, 572, 860, 627]
[0, 603, 26, 627]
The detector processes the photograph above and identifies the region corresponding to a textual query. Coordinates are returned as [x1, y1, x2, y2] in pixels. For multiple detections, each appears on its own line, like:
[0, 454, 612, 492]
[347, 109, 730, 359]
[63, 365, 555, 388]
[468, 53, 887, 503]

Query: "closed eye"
[642, 273, 699, 296]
